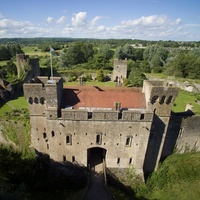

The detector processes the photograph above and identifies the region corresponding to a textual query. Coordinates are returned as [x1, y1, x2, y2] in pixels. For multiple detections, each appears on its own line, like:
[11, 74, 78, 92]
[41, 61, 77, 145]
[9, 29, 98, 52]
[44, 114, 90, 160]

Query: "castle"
[23, 73, 200, 179]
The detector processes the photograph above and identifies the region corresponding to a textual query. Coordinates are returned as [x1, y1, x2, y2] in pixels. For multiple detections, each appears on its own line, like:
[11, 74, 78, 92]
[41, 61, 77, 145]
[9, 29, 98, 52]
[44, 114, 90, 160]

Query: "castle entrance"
[84, 148, 114, 199]
[87, 147, 107, 171]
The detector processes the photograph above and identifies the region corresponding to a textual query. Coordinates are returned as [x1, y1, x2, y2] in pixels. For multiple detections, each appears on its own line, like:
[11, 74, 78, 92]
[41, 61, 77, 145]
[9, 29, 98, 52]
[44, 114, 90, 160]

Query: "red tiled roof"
[62, 86, 146, 109]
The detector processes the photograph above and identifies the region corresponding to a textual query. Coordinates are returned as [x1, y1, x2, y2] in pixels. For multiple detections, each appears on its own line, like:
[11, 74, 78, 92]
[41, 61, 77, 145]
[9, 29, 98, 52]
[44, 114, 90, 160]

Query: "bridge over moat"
[83, 147, 115, 200]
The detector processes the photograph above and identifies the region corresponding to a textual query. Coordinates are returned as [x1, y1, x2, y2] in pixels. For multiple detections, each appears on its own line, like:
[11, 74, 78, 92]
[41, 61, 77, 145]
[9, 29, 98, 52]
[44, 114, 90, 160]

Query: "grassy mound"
[145, 152, 200, 200]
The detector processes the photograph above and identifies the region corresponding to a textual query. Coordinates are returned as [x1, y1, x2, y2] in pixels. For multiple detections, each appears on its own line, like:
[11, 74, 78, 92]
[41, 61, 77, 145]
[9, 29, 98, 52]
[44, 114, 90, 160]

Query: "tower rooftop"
[62, 86, 146, 110]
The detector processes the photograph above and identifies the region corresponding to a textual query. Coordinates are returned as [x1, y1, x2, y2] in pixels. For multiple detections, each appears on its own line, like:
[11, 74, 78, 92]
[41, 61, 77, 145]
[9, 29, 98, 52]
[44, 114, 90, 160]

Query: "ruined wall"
[176, 115, 200, 153]
[112, 59, 128, 82]
[16, 53, 26, 78]
[16, 54, 40, 80]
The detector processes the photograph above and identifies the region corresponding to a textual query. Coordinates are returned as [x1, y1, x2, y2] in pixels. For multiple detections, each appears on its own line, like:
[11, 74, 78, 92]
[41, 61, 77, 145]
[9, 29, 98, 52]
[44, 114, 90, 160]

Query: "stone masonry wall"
[176, 115, 200, 153]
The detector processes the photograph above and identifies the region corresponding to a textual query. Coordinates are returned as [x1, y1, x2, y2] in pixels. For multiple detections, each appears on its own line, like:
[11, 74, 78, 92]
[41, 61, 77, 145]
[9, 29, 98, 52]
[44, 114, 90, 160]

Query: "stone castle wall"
[176, 115, 200, 153]
[23, 76, 200, 177]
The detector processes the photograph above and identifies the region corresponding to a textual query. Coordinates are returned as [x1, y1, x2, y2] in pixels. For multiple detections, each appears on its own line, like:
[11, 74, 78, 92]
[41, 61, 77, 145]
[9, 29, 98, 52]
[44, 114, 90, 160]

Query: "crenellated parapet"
[23, 76, 63, 116]
[45, 108, 153, 122]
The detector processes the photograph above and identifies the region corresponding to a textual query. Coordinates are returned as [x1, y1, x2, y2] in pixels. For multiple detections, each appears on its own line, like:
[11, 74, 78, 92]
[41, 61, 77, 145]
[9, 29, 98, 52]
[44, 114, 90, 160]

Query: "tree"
[64, 42, 94, 67]
[96, 69, 105, 82]
[165, 52, 197, 78]
[114, 46, 126, 59]
[98, 45, 114, 60]
[128, 68, 146, 87]
[59, 52, 69, 68]
[143, 44, 169, 70]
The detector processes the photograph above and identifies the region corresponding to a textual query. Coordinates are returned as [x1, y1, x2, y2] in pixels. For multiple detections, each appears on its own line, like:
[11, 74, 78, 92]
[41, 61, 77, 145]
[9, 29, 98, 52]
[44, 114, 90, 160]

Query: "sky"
[0, 0, 200, 41]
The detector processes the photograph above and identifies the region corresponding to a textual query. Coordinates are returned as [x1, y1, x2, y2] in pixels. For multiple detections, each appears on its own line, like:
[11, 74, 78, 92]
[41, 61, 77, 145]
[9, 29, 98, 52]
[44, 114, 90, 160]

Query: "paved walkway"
[83, 153, 115, 200]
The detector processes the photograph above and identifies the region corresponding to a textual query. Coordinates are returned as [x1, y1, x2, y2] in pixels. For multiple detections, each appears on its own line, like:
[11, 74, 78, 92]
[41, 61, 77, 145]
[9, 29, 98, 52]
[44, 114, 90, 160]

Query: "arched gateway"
[87, 147, 107, 171]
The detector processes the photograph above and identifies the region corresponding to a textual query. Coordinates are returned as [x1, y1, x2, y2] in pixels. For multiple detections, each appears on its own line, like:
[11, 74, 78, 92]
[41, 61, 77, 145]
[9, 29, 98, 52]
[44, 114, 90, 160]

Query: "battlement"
[44, 108, 153, 121]
[23, 76, 63, 114]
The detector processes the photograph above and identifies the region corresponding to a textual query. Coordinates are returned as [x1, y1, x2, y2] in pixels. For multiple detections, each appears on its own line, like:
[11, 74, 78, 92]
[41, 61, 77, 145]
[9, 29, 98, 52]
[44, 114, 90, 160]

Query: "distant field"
[22, 46, 49, 56]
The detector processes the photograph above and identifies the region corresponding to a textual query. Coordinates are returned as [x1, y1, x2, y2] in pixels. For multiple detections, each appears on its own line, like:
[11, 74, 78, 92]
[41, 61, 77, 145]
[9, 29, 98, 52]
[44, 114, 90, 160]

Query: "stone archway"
[87, 147, 107, 171]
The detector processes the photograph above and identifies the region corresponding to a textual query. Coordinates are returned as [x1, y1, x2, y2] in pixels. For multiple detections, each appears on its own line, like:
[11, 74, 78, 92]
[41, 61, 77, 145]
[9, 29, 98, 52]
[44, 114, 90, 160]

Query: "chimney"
[114, 102, 121, 111]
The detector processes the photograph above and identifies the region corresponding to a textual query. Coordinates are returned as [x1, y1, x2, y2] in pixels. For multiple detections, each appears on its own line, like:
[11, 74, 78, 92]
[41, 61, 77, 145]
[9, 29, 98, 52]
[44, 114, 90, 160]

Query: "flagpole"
[50, 46, 54, 80]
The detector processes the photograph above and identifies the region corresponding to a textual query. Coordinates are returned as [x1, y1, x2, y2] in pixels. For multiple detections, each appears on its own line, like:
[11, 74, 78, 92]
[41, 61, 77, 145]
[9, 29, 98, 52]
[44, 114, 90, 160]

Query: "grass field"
[0, 96, 28, 118]
[172, 90, 200, 114]
[22, 46, 49, 57]
[0, 60, 10, 66]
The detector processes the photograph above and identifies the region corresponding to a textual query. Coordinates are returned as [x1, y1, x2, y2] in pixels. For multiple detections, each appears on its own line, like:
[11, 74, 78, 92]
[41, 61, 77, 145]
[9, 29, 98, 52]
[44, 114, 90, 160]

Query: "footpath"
[83, 159, 115, 200]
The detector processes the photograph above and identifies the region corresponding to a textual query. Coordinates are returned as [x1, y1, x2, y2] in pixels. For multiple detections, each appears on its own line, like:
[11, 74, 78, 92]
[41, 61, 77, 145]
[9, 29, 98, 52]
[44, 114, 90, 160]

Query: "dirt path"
[83, 163, 115, 200]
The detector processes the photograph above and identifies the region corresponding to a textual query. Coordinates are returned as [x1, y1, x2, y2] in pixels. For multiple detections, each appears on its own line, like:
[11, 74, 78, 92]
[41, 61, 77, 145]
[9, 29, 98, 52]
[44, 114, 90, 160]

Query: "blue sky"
[0, 0, 200, 41]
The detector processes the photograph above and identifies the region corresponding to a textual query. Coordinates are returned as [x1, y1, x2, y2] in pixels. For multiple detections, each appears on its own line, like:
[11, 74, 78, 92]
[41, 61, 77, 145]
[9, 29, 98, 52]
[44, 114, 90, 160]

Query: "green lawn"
[0, 96, 28, 118]
[172, 90, 200, 114]
[0, 60, 11, 66]
[22, 46, 49, 57]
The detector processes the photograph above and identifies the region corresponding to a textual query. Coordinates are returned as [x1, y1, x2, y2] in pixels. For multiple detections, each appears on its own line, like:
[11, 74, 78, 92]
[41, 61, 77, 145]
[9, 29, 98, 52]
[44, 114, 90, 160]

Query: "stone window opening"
[140, 113, 145, 120]
[125, 136, 132, 147]
[43, 132, 47, 139]
[34, 97, 38, 104]
[47, 143, 49, 149]
[51, 131, 55, 137]
[166, 95, 173, 104]
[159, 95, 166, 104]
[117, 157, 120, 164]
[151, 95, 158, 104]
[28, 97, 33, 104]
[40, 97, 45, 105]
[96, 134, 102, 145]
[66, 135, 72, 145]
[63, 155, 66, 162]
[88, 112, 92, 119]
[129, 158, 132, 164]
[72, 156, 75, 162]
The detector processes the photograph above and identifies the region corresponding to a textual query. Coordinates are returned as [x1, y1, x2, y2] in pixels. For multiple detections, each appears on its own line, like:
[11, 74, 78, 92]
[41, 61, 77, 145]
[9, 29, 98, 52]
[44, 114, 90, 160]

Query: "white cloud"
[90, 16, 102, 27]
[47, 16, 54, 23]
[121, 15, 169, 27]
[0, 18, 32, 28]
[108, 15, 188, 40]
[71, 12, 87, 27]
[56, 16, 66, 24]
[47, 16, 66, 24]
[0, 14, 199, 41]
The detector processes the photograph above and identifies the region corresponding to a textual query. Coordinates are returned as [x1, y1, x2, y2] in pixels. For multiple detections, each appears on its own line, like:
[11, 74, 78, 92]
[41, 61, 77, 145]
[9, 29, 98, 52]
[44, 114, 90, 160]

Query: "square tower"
[112, 59, 128, 82]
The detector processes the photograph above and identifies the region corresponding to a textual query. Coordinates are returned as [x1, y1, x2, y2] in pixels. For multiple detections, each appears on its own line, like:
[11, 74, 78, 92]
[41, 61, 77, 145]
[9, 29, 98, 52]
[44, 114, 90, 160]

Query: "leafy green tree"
[96, 69, 105, 82]
[143, 44, 169, 70]
[98, 45, 114, 60]
[165, 52, 197, 78]
[93, 53, 112, 70]
[139, 60, 151, 73]
[59, 52, 69, 68]
[114, 46, 126, 59]
[128, 68, 146, 87]
[63, 42, 94, 67]
[134, 48, 144, 61]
